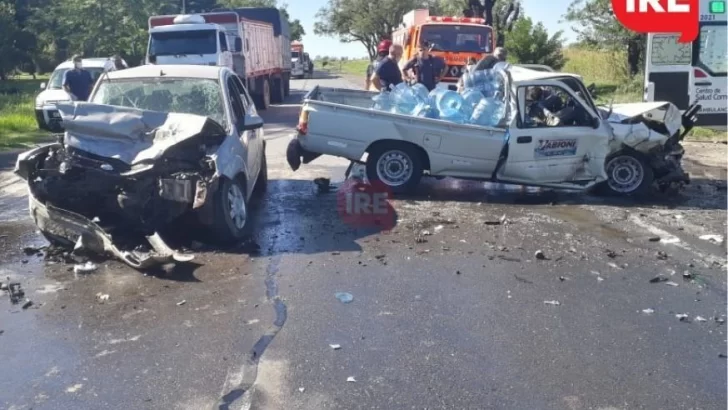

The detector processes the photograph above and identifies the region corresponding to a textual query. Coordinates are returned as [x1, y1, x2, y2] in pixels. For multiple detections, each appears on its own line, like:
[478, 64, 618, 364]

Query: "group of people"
[364, 39, 508, 93]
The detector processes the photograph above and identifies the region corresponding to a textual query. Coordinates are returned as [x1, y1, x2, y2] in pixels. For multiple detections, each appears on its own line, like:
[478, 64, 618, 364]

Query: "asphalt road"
[0, 72, 726, 410]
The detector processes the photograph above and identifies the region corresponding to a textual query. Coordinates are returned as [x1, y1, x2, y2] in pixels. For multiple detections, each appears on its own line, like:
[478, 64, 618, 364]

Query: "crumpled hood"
[600, 101, 683, 151]
[56, 102, 226, 165]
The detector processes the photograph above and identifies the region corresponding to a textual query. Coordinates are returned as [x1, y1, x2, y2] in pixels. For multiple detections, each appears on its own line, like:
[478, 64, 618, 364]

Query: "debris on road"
[23, 246, 44, 256]
[682, 271, 694, 279]
[96, 293, 110, 302]
[605, 249, 617, 258]
[314, 177, 331, 193]
[559, 276, 567, 282]
[642, 308, 655, 314]
[514, 274, 533, 284]
[434, 225, 444, 233]
[607, 262, 621, 269]
[346, 376, 356, 383]
[22, 299, 34, 309]
[675, 314, 690, 322]
[695, 316, 707, 322]
[65, 384, 83, 393]
[649, 275, 668, 283]
[665, 281, 679, 287]
[73, 261, 98, 275]
[335, 292, 354, 304]
[329, 344, 342, 350]
[176, 300, 186, 306]
[534, 250, 547, 260]
[699, 234, 724, 243]
[648, 236, 661, 242]
[544, 300, 561, 306]
[597, 276, 604, 282]
[7, 283, 25, 304]
[298, 387, 305, 393]
[656, 251, 668, 260]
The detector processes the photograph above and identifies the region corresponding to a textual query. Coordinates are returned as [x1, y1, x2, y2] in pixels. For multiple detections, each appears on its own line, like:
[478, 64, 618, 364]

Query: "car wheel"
[366, 143, 423, 195]
[599, 152, 654, 197]
[210, 176, 249, 243]
[253, 151, 268, 197]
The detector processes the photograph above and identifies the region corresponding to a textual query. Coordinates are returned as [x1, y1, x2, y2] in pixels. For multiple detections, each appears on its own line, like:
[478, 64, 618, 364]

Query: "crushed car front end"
[14, 102, 231, 269]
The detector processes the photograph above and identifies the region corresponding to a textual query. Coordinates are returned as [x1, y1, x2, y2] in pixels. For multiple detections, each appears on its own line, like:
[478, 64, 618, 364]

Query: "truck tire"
[210, 176, 249, 243]
[283, 74, 290, 97]
[253, 78, 270, 111]
[271, 77, 284, 104]
[366, 143, 423, 195]
[594, 152, 654, 197]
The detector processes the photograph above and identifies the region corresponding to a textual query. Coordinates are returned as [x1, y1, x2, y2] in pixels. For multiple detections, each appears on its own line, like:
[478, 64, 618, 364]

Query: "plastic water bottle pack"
[370, 67, 509, 127]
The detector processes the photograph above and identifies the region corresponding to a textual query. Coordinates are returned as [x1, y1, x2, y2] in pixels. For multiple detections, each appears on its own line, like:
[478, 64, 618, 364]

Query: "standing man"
[402, 41, 446, 91]
[366, 40, 392, 90]
[62, 55, 94, 102]
[370, 44, 404, 91]
[473, 47, 508, 71]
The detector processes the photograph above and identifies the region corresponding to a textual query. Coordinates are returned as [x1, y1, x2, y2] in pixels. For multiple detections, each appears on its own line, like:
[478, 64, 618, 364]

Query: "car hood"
[36, 89, 72, 105]
[56, 102, 226, 165]
[600, 101, 683, 150]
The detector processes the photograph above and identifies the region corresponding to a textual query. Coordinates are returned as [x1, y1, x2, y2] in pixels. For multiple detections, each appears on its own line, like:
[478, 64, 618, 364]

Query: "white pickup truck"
[287, 67, 698, 196]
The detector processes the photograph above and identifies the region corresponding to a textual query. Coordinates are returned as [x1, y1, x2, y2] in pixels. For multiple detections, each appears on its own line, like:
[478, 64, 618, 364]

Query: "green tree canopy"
[505, 17, 565, 70]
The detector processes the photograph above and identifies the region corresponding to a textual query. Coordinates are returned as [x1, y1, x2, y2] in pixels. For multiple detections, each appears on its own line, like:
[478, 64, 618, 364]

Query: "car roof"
[102, 64, 227, 80]
[55, 58, 112, 69]
[508, 66, 583, 83]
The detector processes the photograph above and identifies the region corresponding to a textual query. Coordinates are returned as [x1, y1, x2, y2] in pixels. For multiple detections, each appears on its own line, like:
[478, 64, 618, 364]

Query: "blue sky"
[288, 0, 576, 59]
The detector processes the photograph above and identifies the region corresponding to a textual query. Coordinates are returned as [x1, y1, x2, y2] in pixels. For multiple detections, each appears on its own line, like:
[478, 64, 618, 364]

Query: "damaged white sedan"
[14, 65, 267, 269]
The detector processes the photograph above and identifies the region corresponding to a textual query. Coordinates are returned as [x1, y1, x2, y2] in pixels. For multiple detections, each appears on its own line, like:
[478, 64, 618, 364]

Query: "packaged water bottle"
[489, 92, 507, 126]
[411, 83, 430, 104]
[371, 89, 392, 112]
[460, 88, 483, 117]
[390, 82, 418, 115]
[431, 89, 465, 119]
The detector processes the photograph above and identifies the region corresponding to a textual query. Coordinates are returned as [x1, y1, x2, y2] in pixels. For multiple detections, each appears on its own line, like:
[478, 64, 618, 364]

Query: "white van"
[35, 57, 126, 132]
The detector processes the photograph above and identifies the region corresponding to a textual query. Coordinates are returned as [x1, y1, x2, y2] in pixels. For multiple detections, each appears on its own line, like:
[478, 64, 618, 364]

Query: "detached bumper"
[29, 192, 193, 270]
[286, 137, 322, 171]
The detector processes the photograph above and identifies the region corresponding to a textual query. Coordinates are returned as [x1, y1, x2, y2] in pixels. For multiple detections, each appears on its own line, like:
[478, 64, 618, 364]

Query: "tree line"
[0, 0, 304, 79]
[314, 0, 645, 75]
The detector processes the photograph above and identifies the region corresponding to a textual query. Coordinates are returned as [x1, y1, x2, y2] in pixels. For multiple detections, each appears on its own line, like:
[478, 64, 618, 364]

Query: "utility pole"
[182, 0, 186, 14]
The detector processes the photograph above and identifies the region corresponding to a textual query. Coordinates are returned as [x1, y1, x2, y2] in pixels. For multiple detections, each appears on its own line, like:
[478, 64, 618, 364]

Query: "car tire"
[253, 150, 268, 197]
[366, 143, 423, 195]
[210, 176, 249, 243]
[595, 152, 654, 197]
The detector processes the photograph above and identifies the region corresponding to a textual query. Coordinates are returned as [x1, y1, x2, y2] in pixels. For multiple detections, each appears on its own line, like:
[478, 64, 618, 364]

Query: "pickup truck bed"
[289, 86, 509, 181]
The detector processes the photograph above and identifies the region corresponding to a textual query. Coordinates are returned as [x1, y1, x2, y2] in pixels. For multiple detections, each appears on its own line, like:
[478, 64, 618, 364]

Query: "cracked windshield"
[0, 0, 726, 409]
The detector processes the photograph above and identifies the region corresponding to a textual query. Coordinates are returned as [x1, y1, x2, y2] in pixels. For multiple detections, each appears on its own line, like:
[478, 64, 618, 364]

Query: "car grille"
[445, 65, 465, 78]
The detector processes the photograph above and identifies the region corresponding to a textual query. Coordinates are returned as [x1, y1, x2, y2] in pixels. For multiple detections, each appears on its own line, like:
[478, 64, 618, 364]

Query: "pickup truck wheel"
[366, 145, 423, 194]
[211, 177, 249, 243]
[602, 153, 654, 197]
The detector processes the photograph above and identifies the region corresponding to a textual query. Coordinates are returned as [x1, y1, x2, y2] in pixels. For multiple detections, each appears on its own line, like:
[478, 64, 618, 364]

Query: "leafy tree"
[0, 1, 22, 79]
[563, 0, 645, 75]
[505, 17, 565, 69]
[219, 0, 305, 41]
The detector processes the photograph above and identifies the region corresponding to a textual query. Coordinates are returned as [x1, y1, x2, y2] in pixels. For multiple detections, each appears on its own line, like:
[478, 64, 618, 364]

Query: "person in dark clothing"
[402, 42, 446, 91]
[370, 44, 404, 91]
[473, 47, 507, 71]
[62, 55, 94, 101]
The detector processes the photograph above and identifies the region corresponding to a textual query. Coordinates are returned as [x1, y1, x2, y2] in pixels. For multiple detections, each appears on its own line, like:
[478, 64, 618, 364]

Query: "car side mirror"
[592, 117, 601, 129]
[235, 38, 242, 52]
[40, 82, 46, 90]
[242, 115, 263, 131]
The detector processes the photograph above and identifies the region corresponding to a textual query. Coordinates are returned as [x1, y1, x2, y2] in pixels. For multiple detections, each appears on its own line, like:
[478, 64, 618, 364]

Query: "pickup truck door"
[226, 75, 260, 196]
[498, 79, 610, 185]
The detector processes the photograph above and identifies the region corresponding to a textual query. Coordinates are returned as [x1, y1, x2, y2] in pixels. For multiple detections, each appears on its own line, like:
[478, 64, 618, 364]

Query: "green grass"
[326, 59, 370, 76]
[0, 75, 50, 150]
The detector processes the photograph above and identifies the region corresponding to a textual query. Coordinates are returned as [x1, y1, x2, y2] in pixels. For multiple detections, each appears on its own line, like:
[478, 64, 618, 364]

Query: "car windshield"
[421, 24, 493, 53]
[292, 51, 300, 59]
[48, 67, 105, 90]
[90, 78, 226, 126]
[150, 30, 218, 56]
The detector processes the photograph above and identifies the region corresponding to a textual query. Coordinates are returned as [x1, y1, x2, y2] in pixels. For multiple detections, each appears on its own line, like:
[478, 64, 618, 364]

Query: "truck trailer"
[147, 12, 284, 110]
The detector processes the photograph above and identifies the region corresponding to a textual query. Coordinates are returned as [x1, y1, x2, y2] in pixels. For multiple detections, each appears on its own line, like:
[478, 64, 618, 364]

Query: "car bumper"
[35, 107, 64, 132]
[28, 191, 193, 270]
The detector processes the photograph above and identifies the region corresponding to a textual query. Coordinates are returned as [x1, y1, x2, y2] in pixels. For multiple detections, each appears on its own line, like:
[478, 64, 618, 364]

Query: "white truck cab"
[147, 14, 236, 70]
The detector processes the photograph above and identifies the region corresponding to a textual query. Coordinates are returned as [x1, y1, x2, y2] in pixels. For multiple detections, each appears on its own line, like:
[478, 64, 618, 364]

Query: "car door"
[225, 75, 258, 197]
[232, 75, 264, 191]
[498, 79, 610, 185]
